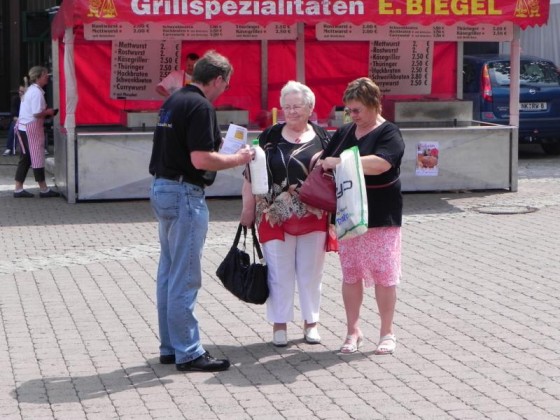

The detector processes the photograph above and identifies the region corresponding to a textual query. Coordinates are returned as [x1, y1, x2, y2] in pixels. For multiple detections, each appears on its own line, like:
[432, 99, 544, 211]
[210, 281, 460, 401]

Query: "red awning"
[53, 0, 551, 38]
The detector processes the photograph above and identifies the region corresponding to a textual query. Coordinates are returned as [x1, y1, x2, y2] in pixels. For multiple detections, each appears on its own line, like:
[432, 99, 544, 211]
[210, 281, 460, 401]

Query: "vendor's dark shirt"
[325, 121, 405, 227]
[149, 84, 221, 187]
[10, 94, 21, 118]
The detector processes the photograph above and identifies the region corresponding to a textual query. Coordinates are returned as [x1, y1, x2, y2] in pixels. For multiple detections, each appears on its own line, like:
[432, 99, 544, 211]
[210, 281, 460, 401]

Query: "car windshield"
[489, 60, 560, 87]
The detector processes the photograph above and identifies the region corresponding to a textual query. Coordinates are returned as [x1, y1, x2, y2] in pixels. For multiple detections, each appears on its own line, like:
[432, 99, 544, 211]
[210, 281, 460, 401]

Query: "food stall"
[50, 0, 550, 202]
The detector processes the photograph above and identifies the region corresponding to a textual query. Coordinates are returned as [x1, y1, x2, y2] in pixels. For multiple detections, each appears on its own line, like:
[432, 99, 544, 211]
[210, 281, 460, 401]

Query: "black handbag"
[216, 224, 269, 305]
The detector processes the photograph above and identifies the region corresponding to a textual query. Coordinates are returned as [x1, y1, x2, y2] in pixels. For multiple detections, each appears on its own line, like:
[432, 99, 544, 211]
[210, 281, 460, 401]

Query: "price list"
[85, 22, 124, 40]
[86, 22, 296, 40]
[454, 23, 512, 41]
[317, 22, 512, 42]
[158, 41, 181, 82]
[110, 40, 180, 100]
[368, 40, 433, 95]
[409, 41, 431, 90]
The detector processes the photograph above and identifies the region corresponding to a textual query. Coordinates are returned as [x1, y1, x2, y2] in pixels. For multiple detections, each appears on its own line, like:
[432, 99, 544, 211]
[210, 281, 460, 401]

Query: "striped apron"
[17, 118, 46, 169]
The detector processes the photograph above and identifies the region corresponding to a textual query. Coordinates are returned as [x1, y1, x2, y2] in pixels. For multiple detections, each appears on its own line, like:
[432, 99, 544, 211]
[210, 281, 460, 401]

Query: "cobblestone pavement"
[0, 145, 559, 419]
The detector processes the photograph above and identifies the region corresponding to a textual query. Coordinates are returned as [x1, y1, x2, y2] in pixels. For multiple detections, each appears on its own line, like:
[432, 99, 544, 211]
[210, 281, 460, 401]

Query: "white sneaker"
[272, 330, 288, 347]
[2, 149, 11, 156]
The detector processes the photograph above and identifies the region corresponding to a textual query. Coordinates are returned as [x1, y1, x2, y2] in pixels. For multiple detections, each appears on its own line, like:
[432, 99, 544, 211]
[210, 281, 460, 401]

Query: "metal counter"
[66, 129, 263, 201]
[53, 124, 516, 202]
[400, 123, 517, 192]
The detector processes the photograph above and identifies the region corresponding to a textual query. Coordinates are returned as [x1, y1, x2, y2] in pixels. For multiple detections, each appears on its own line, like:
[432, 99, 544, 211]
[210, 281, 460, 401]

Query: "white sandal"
[339, 335, 364, 354]
[374, 334, 396, 355]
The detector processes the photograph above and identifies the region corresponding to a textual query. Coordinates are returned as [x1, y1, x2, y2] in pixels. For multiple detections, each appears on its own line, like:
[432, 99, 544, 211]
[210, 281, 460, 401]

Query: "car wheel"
[541, 142, 560, 155]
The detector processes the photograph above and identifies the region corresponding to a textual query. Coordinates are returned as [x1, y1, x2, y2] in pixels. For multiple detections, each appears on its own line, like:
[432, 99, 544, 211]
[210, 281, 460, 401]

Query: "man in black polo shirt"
[149, 50, 254, 372]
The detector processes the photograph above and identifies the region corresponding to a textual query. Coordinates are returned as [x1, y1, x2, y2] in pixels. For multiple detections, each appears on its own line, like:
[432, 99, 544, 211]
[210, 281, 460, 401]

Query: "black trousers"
[15, 130, 45, 183]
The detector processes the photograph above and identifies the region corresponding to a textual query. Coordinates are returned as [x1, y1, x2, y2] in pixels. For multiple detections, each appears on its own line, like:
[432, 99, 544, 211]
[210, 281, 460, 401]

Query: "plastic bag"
[335, 146, 368, 240]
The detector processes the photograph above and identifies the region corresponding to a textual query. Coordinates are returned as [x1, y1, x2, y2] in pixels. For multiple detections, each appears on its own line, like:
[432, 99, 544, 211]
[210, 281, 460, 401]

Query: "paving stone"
[2, 152, 560, 419]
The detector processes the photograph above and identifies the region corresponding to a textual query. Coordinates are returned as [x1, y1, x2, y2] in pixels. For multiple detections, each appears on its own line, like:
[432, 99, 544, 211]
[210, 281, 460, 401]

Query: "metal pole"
[509, 25, 520, 192]
[64, 27, 78, 203]
[456, 42, 464, 100]
[509, 27, 521, 128]
[260, 40, 268, 111]
[296, 23, 305, 83]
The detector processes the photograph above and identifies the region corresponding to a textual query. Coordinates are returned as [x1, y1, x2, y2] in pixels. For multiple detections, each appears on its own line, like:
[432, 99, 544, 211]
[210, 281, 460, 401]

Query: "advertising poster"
[416, 141, 439, 176]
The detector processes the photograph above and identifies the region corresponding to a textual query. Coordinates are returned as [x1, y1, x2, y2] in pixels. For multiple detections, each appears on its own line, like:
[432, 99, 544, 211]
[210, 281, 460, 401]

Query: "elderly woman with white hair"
[240, 81, 330, 347]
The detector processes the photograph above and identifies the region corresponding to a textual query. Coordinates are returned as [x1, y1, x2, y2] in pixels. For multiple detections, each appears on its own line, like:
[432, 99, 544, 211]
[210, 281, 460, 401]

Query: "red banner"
[54, 0, 550, 37]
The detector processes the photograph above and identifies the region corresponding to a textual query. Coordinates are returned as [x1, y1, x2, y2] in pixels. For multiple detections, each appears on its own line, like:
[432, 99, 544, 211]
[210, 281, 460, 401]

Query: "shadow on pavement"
[12, 342, 359, 404]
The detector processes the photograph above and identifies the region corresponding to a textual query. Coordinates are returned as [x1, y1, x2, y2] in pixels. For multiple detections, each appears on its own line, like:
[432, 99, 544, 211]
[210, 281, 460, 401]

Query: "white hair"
[280, 81, 315, 109]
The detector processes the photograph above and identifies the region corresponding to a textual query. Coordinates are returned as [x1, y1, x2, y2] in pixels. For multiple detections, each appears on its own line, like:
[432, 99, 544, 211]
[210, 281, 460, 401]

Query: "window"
[22, 11, 50, 42]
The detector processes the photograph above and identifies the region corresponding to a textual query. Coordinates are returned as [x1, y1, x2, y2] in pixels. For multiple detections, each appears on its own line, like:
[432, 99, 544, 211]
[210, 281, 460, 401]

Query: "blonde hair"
[28, 66, 48, 84]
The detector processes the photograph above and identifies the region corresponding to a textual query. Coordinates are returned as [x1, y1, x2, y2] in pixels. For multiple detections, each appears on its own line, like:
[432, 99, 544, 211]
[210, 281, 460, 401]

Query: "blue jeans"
[150, 178, 209, 364]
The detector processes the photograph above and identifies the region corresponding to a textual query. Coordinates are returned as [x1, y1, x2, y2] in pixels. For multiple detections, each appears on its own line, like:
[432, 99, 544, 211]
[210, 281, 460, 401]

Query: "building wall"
[0, 0, 60, 113]
[519, 0, 560, 66]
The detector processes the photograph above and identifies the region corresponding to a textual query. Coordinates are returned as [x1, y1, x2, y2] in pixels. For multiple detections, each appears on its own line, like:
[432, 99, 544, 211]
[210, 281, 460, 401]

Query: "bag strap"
[235, 223, 263, 262]
[258, 123, 282, 148]
[310, 121, 330, 151]
[264, 121, 327, 149]
[233, 223, 248, 249]
[320, 123, 355, 160]
[250, 225, 265, 263]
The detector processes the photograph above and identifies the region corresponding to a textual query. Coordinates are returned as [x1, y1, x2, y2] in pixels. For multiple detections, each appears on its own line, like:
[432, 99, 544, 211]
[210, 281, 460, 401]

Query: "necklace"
[288, 125, 308, 144]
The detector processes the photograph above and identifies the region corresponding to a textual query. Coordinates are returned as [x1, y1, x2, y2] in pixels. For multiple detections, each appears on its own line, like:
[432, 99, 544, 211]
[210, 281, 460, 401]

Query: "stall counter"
[52, 123, 517, 202]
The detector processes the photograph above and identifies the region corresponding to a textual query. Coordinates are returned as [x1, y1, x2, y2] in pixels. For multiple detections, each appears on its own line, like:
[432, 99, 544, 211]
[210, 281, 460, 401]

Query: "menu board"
[86, 22, 297, 41]
[110, 40, 180, 100]
[369, 40, 433, 95]
[317, 22, 513, 41]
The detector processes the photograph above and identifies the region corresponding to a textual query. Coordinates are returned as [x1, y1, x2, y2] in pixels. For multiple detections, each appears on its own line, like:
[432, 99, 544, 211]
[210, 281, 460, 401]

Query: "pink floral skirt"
[339, 227, 401, 288]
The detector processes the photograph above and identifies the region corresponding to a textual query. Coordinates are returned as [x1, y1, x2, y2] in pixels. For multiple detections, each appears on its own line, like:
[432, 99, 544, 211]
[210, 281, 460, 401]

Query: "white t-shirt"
[156, 70, 192, 96]
[17, 84, 46, 132]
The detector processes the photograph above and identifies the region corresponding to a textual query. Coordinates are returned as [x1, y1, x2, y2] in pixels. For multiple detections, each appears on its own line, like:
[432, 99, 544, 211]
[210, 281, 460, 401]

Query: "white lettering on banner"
[130, 0, 365, 20]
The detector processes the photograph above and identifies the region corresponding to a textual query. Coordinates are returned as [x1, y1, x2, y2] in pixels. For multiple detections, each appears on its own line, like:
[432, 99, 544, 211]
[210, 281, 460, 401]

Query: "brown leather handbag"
[299, 124, 354, 213]
[299, 166, 337, 213]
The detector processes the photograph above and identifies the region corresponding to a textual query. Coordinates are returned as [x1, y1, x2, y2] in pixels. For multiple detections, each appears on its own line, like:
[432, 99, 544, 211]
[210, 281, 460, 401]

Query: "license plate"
[520, 102, 547, 111]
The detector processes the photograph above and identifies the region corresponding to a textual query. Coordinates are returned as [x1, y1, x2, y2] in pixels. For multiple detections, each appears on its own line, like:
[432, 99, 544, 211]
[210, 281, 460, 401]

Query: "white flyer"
[220, 124, 247, 154]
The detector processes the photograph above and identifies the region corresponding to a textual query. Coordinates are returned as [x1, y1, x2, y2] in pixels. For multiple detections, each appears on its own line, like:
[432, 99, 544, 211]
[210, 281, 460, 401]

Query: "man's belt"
[155, 174, 203, 188]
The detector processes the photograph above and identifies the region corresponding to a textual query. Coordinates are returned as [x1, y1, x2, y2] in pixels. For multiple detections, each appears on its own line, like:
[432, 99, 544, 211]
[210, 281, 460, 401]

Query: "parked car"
[463, 54, 560, 155]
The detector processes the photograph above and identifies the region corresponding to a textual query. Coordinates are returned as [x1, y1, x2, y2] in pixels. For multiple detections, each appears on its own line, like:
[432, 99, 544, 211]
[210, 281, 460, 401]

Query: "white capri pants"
[262, 231, 326, 324]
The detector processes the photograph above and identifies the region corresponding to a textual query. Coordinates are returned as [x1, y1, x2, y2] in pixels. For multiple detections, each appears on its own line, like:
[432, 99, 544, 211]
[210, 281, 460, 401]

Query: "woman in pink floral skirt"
[321, 77, 405, 355]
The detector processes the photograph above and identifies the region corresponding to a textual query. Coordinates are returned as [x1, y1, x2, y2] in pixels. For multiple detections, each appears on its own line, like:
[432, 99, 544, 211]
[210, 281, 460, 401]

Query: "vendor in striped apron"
[13, 66, 60, 198]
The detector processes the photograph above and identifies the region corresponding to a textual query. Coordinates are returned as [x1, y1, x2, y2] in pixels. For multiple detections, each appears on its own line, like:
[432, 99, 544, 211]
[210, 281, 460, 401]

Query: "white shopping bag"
[335, 146, 368, 240]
